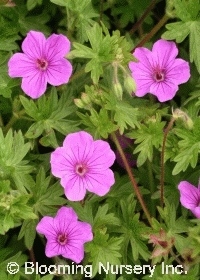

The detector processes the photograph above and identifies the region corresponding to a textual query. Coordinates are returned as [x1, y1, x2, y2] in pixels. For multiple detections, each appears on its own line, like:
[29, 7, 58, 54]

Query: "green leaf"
[163, 17, 200, 74]
[93, 204, 121, 229]
[18, 219, 38, 249]
[162, 21, 190, 43]
[85, 229, 123, 277]
[85, 59, 103, 84]
[105, 94, 139, 134]
[71, 22, 132, 82]
[70, 42, 95, 58]
[174, 0, 200, 22]
[127, 118, 165, 166]
[172, 144, 199, 175]
[27, 0, 38, 11]
[25, 121, 44, 139]
[77, 108, 118, 139]
[20, 95, 39, 120]
[67, 201, 94, 225]
[189, 21, 200, 73]
[51, 0, 98, 42]
[157, 200, 190, 234]
[0, 129, 31, 192]
[0, 189, 37, 233]
[39, 128, 58, 148]
[115, 197, 150, 262]
[0, 251, 27, 276]
[50, 0, 66, 5]
[31, 168, 66, 216]
[86, 22, 103, 53]
[20, 89, 78, 139]
[50, 119, 79, 135]
[172, 118, 200, 174]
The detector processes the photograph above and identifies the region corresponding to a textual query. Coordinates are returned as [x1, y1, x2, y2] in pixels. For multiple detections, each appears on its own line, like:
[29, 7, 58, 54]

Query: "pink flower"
[50, 131, 116, 201]
[129, 39, 190, 102]
[36, 207, 93, 263]
[8, 31, 72, 99]
[178, 180, 200, 218]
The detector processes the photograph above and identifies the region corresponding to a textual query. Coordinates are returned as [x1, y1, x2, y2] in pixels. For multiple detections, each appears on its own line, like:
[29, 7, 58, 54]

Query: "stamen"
[36, 58, 48, 70]
[57, 233, 67, 245]
[153, 71, 165, 82]
[75, 163, 88, 177]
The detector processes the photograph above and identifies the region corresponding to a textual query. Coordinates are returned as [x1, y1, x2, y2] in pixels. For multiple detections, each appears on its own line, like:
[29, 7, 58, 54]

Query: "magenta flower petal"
[129, 77, 153, 97]
[178, 181, 200, 218]
[53, 207, 78, 231]
[61, 245, 84, 263]
[62, 176, 87, 201]
[129, 39, 190, 102]
[192, 208, 200, 219]
[150, 81, 178, 102]
[21, 72, 47, 99]
[50, 131, 116, 201]
[45, 33, 71, 60]
[36, 206, 93, 263]
[166, 58, 191, 84]
[86, 169, 115, 196]
[51, 147, 74, 178]
[63, 131, 95, 162]
[130, 47, 154, 70]
[151, 39, 178, 68]
[87, 140, 116, 170]
[46, 58, 72, 85]
[36, 216, 55, 238]
[8, 30, 72, 99]
[129, 48, 156, 97]
[22, 31, 46, 59]
[8, 53, 37, 77]
[178, 181, 199, 210]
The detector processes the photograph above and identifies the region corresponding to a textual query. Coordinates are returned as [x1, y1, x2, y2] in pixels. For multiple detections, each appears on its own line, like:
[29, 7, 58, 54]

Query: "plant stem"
[131, 14, 169, 52]
[160, 117, 175, 207]
[3, 109, 26, 134]
[129, 0, 157, 35]
[111, 131, 152, 226]
[170, 248, 184, 267]
[147, 159, 156, 217]
[99, 0, 104, 22]
[29, 248, 36, 267]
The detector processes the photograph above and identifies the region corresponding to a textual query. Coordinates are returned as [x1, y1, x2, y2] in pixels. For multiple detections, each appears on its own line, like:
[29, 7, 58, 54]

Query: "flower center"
[36, 58, 48, 71]
[75, 163, 88, 177]
[153, 70, 165, 82]
[57, 233, 68, 245]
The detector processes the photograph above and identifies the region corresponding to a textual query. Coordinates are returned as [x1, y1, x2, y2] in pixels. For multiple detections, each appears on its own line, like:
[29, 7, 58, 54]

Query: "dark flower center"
[36, 58, 48, 71]
[75, 163, 88, 177]
[153, 70, 165, 82]
[57, 233, 68, 245]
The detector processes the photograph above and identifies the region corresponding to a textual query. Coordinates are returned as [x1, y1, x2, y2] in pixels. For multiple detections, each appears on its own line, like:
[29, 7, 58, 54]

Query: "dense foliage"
[1, 0, 200, 279]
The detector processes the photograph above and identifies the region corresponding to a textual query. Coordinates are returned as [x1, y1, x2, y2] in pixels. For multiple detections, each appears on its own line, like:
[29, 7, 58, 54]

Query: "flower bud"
[113, 82, 123, 100]
[81, 92, 91, 104]
[124, 76, 136, 95]
[74, 98, 85, 108]
[172, 108, 193, 129]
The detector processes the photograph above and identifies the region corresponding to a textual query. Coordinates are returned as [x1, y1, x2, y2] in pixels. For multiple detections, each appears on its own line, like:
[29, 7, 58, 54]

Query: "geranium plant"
[1, 0, 200, 279]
